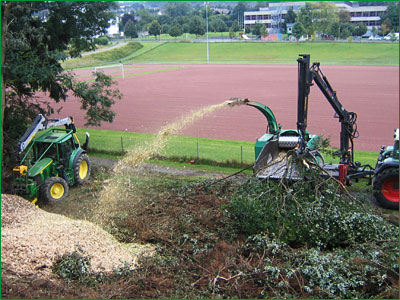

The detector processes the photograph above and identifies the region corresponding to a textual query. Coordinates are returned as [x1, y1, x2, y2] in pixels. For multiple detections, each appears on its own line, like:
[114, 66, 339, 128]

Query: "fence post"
[197, 142, 199, 160]
[241, 146, 243, 164]
[121, 136, 124, 153]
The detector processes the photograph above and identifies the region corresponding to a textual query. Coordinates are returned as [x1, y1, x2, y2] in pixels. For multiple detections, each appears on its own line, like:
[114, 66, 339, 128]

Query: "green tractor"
[13, 114, 91, 203]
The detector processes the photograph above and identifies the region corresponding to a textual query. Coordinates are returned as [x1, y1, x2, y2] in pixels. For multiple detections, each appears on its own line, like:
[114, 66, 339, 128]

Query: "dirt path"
[90, 157, 241, 179]
[81, 41, 129, 57]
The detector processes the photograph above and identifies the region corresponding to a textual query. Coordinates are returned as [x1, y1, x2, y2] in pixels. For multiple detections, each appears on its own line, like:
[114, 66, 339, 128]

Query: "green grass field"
[62, 42, 146, 69]
[63, 41, 399, 69]
[130, 42, 399, 65]
[76, 128, 379, 169]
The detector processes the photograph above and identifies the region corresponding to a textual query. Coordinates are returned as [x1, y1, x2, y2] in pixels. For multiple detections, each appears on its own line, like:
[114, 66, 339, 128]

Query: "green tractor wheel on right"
[373, 168, 399, 210]
[73, 153, 91, 185]
[41, 177, 69, 203]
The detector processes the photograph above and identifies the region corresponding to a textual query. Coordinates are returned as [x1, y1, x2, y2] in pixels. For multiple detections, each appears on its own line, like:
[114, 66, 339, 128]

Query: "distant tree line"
[117, 1, 253, 39]
[115, 1, 399, 40]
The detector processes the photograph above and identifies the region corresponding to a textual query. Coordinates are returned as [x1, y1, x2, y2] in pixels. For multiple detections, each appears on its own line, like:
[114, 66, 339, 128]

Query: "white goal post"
[94, 64, 125, 79]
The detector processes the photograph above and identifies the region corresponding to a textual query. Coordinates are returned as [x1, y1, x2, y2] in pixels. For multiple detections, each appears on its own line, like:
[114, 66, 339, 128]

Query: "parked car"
[298, 35, 308, 42]
[384, 33, 399, 41]
[369, 35, 382, 40]
[320, 34, 334, 40]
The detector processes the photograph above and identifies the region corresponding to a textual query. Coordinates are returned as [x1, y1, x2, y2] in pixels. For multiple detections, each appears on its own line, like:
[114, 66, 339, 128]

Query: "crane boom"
[296, 54, 358, 166]
[17, 114, 75, 155]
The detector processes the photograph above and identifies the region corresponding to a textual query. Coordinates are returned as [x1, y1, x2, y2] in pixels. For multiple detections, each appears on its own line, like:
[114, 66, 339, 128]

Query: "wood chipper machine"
[13, 114, 91, 203]
[228, 54, 398, 210]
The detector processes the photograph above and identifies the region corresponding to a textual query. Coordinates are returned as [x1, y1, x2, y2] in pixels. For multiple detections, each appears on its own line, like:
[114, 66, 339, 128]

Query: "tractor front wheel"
[373, 168, 399, 210]
[73, 153, 91, 185]
[41, 177, 69, 203]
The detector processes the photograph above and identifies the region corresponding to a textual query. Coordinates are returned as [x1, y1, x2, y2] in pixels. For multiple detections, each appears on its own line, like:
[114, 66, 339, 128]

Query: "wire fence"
[86, 134, 255, 166]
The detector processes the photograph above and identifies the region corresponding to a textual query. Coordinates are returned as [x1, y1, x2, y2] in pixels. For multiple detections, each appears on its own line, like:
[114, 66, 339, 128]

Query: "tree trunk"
[1, 12, 7, 163]
[1, 2, 12, 163]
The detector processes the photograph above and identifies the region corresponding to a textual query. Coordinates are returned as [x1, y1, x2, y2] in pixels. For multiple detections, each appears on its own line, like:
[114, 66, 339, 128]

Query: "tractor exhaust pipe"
[82, 132, 90, 151]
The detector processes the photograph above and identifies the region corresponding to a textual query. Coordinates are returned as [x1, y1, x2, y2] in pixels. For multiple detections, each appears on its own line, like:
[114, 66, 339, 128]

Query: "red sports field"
[50, 64, 399, 152]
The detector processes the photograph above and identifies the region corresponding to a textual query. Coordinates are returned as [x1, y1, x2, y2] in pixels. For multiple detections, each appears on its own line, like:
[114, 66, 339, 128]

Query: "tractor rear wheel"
[373, 167, 399, 210]
[41, 177, 69, 203]
[73, 153, 91, 185]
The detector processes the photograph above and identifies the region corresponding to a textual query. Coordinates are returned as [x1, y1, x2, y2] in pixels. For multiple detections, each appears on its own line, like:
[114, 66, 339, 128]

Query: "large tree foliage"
[251, 22, 263, 36]
[1, 1, 121, 164]
[148, 20, 161, 38]
[297, 2, 338, 37]
[121, 13, 136, 30]
[311, 2, 338, 35]
[136, 9, 153, 31]
[230, 2, 248, 23]
[338, 10, 351, 23]
[124, 20, 138, 39]
[296, 2, 314, 36]
[189, 16, 205, 36]
[353, 23, 368, 37]
[380, 1, 399, 35]
[209, 16, 228, 33]
[165, 1, 192, 18]
[283, 7, 296, 32]
[292, 22, 306, 39]
[168, 23, 182, 38]
[157, 14, 171, 26]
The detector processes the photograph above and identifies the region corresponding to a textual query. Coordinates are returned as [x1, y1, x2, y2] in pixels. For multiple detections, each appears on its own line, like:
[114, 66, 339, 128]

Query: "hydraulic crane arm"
[296, 55, 313, 151]
[17, 114, 75, 155]
[297, 54, 358, 165]
[309, 62, 358, 164]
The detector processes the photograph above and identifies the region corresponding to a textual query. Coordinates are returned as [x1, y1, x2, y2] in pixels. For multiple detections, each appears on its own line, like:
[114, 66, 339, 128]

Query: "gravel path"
[81, 41, 129, 57]
[90, 156, 242, 179]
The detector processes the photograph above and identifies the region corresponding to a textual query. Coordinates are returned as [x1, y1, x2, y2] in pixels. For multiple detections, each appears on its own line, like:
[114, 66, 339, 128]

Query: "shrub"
[228, 167, 397, 248]
[52, 247, 92, 284]
[94, 36, 109, 45]
[242, 235, 399, 298]
[52, 246, 136, 286]
[89, 42, 143, 62]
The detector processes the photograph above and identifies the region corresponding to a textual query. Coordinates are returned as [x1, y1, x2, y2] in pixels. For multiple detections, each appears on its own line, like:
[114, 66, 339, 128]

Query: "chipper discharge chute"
[227, 98, 322, 180]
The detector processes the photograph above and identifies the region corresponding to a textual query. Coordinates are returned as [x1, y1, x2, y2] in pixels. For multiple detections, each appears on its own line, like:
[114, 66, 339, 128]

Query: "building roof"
[347, 6, 387, 12]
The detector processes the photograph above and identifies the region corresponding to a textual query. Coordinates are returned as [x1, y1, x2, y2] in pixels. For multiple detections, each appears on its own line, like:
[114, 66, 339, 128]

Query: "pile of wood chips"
[1, 194, 154, 279]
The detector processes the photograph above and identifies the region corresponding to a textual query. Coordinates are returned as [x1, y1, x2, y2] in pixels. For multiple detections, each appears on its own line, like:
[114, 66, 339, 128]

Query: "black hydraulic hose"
[197, 165, 254, 190]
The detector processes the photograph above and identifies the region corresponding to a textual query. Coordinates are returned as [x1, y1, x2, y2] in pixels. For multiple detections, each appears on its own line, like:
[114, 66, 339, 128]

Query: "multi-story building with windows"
[244, 1, 388, 34]
[348, 5, 387, 28]
[244, 2, 305, 33]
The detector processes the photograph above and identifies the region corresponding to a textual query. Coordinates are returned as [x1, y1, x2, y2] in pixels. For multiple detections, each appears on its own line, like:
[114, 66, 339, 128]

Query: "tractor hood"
[27, 157, 53, 177]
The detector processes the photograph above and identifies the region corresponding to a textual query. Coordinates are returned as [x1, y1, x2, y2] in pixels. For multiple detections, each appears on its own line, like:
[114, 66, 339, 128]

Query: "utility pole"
[205, 2, 209, 64]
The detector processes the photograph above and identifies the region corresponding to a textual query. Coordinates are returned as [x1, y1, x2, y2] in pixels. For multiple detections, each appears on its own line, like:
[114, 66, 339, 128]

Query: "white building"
[107, 16, 120, 36]
[244, 2, 305, 33]
[348, 5, 387, 28]
[244, 1, 388, 33]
